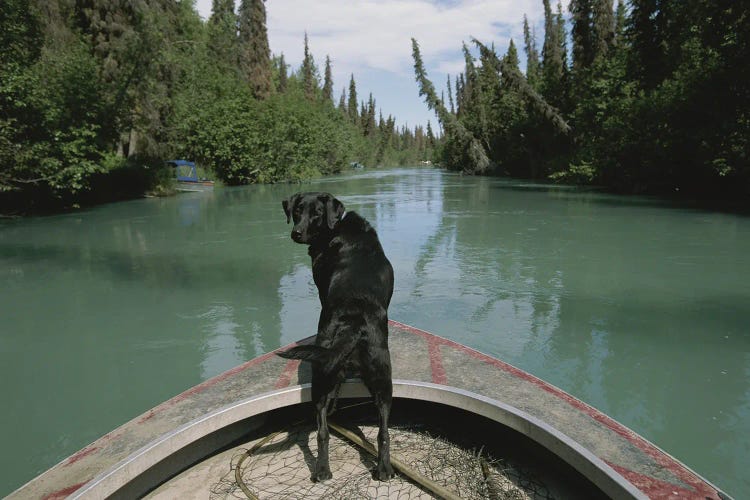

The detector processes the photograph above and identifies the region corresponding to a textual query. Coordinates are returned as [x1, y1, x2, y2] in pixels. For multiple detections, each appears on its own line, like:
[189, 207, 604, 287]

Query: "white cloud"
[265, 1, 541, 73]
[194, 0, 546, 128]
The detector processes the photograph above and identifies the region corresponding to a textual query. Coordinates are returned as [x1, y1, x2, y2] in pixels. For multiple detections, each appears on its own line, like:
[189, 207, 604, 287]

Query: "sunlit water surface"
[1, 168, 748, 496]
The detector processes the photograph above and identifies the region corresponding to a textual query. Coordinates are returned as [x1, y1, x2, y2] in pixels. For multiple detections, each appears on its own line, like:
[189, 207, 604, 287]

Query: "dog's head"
[282, 192, 345, 244]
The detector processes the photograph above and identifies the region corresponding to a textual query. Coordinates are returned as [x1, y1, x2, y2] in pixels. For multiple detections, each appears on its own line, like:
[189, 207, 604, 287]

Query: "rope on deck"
[233, 402, 462, 500]
[327, 420, 461, 500]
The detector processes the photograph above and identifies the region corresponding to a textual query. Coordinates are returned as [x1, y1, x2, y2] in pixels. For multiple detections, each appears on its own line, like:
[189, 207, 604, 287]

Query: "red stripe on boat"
[41, 481, 87, 500]
[606, 462, 717, 499]
[426, 336, 447, 384]
[275, 359, 300, 389]
[62, 446, 98, 467]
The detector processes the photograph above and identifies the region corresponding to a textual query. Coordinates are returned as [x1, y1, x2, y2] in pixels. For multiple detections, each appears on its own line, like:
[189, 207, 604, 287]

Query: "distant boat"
[9, 321, 729, 499]
[350, 161, 365, 169]
[168, 160, 214, 192]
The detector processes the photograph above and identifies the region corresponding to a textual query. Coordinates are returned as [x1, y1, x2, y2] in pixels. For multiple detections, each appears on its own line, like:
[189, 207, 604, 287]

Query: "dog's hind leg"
[361, 344, 395, 481]
[310, 369, 336, 482]
[373, 382, 395, 481]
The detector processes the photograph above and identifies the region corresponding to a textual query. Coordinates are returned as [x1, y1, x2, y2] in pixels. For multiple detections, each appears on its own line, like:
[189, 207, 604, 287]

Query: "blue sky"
[194, 0, 550, 130]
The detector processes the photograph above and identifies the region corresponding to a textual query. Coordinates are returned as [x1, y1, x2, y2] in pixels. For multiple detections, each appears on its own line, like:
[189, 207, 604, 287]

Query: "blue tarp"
[167, 160, 198, 182]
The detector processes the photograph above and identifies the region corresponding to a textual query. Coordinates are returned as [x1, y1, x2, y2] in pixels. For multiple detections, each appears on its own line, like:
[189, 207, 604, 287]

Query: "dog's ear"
[324, 195, 345, 229]
[282, 193, 300, 224]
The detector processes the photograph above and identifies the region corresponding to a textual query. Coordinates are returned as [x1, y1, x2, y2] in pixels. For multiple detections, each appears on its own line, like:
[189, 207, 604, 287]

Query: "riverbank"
[4, 163, 749, 219]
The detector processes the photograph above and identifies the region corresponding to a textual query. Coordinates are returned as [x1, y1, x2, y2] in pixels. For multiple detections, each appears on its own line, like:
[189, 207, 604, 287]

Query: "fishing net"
[208, 420, 556, 500]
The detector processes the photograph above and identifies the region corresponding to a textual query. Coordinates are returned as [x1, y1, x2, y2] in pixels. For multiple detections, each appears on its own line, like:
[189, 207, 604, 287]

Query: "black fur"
[279, 191, 395, 482]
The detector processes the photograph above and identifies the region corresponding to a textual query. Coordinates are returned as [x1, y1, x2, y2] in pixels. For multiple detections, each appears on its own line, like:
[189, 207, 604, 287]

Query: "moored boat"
[168, 160, 215, 192]
[9, 321, 730, 499]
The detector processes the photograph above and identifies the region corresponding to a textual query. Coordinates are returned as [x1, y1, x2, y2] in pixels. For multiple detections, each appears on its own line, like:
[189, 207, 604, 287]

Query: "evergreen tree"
[556, 1, 571, 110]
[504, 38, 520, 69]
[627, 0, 662, 89]
[456, 74, 465, 117]
[426, 121, 436, 147]
[301, 32, 317, 100]
[460, 43, 477, 116]
[322, 55, 334, 104]
[238, 0, 271, 99]
[207, 0, 237, 68]
[556, 1, 569, 75]
[523, 15, 541, 90]
[446, 75, 455, 114]
[347, 74, 358, 123]
[592, 0, 615, 62]
[338, 87, 346, 113]
[613, 0, 627, 47]
[359, 101, 367, 130]
[541, 0, 564, 106]
[569, 0, 593, 71]
[363, 93, 377, 138]
[277, 52, 288, 92]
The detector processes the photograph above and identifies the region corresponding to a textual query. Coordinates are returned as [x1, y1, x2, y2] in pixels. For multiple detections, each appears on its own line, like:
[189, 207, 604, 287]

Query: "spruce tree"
[426, 121, 436, 147]
[613, 0, 627, 48]
[207, 0, 237, 69]
[592, 0, 615, 62]
[627, 0, 661, 89]
[338, 87, 347, 114]
[504, 39, 520, 69]
[364, 93, 377, 137]
[541, 0, 564, 106]
[569, 0, 593, 71]
[556, 0, 570, 110]
[460, 43, 477, 116]
[322, 55, 334, 104]
[456, 73, 465, 117]
[556, 1, 569, 73]
[238, 0, 271, 100]
[446, 75, 455, 114]
[359, 101, 367, 130]
[347, 74, 358, 123]
[523, 15, 541, 90]
[301, 32, 317, 100]
[277, 52, 288, 92]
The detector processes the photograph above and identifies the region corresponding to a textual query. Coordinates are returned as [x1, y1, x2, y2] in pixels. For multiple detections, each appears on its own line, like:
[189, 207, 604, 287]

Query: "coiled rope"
[233, 401, 461, 500]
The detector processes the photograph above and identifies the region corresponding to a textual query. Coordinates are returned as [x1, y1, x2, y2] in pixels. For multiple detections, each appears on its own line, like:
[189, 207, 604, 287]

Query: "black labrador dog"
[278, 192, 395, 482]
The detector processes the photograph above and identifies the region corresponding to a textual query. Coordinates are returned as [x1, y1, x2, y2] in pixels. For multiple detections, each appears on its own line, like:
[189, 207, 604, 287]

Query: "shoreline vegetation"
[1, 0, 436, 216]
[3, 1, 748, 217]
[412, 1, 749, 203]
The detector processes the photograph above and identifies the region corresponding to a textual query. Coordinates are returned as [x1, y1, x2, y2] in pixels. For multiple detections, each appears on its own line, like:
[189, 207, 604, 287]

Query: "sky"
[194, 0, 549, 131]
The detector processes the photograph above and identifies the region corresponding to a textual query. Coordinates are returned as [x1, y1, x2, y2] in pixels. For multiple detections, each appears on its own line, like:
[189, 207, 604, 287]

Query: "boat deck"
[10, 321, 726, 499]
[144, 410, 595, 499]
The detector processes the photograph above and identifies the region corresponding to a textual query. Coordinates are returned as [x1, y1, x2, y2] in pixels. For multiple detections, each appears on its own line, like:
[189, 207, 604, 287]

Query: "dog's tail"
[276, 327, 364, 375]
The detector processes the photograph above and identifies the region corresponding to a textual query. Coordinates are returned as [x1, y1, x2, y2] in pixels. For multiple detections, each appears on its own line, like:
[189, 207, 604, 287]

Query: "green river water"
[1, 168, 748, 496]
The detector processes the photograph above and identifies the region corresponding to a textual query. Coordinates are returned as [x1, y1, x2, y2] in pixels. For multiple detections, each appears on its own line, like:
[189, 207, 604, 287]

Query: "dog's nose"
[291, 230, 302, 242]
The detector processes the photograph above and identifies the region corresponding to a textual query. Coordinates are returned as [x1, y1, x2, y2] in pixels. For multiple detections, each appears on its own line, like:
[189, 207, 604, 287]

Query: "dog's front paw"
[311, 466, 332, 482]
[375, 462, 395, 481]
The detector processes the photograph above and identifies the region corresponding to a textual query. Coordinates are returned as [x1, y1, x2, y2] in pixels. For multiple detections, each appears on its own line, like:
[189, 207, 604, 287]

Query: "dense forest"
[0, 0, 434, 214]
[413, 0, 749, 199]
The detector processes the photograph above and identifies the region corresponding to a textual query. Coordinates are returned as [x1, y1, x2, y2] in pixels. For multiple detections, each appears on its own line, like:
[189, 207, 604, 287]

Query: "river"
[1, 167, 748, 496]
